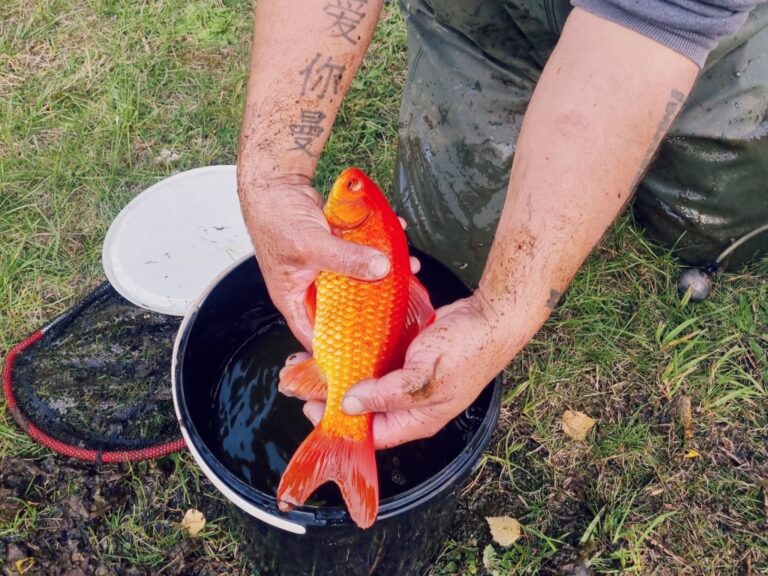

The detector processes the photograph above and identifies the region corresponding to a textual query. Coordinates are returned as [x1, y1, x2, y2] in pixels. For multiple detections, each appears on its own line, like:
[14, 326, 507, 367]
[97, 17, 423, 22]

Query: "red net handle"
[3, 330, 186, 463]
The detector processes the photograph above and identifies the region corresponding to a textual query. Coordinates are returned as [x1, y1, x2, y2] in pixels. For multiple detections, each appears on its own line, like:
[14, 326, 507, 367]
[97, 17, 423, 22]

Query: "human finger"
[302, 401, 325, 426]
[370, 409, 447, 449]
[285, 351, 311, 366]
[308, 234, 390, 281]
[341, 363, 439, 416]
[279, 295, 314, 351]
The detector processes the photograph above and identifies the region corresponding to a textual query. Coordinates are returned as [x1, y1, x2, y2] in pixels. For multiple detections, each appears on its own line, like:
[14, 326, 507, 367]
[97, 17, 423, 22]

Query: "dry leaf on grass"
[15, 557, 36, 574]
[684, 449, 700, 459]
[562, 410, 596, 441]
[486, 516, 522, 547]
[181, 508, 206, 536]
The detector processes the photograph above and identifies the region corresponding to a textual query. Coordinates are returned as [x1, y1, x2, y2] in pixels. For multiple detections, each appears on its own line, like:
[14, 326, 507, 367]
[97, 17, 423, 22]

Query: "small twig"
[157, 552, 185, 575]
[719, 446, 744, 467]
[460, 458, 487, 496]
[743, 552, 753, 576]
[646, 537, 692, 569]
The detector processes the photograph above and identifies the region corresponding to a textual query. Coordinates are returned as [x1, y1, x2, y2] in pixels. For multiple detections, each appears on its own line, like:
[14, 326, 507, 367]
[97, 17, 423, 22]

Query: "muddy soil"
[0, 455, 243, 575]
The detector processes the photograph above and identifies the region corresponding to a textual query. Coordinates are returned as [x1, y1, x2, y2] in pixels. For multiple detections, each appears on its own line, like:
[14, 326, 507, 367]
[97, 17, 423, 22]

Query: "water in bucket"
[208, 304, 487, 506]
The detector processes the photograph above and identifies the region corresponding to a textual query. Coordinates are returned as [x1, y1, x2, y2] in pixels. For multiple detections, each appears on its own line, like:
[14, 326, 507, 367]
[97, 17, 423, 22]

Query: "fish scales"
[276, 167, 434, 528]
[313, 214, 408, 442]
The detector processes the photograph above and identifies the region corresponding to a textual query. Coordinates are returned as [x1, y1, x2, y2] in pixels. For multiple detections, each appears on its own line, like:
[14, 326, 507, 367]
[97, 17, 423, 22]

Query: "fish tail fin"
[277, 425, 378, 529]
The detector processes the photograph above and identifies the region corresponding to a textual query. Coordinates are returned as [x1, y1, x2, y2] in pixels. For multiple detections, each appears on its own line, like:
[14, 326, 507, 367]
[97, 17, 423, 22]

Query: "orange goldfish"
[276, 167, 435, 528]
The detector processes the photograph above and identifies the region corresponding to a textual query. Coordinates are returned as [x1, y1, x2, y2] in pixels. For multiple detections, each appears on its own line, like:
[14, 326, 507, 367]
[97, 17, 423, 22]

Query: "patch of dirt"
[0, 455, 244, 575]
[444, 415, 597, 576]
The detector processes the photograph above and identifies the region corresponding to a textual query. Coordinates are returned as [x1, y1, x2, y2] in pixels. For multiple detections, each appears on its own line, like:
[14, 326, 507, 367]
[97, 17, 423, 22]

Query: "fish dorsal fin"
[392, 275, 436, 368]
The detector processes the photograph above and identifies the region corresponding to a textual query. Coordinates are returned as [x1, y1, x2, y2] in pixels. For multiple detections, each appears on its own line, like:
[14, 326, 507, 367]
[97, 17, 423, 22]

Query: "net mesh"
[10, 283, 182, 452]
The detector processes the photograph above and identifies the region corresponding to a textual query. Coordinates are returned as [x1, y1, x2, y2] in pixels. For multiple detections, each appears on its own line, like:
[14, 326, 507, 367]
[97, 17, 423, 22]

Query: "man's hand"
[239, 175, 390, 351]
[237, 0, 387, 349]
[296, 294, 513, 449]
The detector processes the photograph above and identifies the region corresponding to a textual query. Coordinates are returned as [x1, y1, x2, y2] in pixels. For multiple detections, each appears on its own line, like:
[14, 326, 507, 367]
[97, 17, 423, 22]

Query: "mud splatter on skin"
[404, 332, 447, 400]
[406, 376, 438, 400]
[546, 288, 562, 309]
[237, 100, 297, 180]
[479, 224, 537, 307]
[402, 296, 510, 407]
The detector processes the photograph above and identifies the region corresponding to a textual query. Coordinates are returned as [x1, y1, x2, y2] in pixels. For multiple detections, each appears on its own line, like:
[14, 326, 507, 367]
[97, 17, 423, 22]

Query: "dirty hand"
[239, 175, 392, 351]
[299, 294, 511, 448]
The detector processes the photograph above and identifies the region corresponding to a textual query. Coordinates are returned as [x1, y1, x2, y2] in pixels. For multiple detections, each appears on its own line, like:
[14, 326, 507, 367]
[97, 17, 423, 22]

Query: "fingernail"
[342, 396, 364, 415]
[368, 254, 390, 279]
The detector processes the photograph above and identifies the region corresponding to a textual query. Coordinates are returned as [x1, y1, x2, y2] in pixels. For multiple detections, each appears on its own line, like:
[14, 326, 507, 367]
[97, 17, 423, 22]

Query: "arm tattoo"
[292, 54, 345, 154]
[299, 53, 345, 99]
[631, 88, 685, 189]
[289, 109, 327, 155]
[646, 89, 685, 162]
[324, 1, 368, 45]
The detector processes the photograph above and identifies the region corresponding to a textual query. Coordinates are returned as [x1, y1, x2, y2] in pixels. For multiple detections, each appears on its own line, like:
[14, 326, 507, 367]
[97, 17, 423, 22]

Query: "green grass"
[2, 1, 767, 574]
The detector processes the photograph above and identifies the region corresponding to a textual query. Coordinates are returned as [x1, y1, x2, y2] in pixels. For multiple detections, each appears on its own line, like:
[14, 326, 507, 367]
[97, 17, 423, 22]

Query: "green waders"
[393, 0, 768, 288]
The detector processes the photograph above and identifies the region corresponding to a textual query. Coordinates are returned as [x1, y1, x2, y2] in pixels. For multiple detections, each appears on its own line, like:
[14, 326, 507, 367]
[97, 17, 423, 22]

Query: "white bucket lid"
[102, 165, 254, 316]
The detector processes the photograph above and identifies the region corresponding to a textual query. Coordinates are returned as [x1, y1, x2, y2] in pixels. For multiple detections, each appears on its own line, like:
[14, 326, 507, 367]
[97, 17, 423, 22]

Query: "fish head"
[324, 167, 377, 230]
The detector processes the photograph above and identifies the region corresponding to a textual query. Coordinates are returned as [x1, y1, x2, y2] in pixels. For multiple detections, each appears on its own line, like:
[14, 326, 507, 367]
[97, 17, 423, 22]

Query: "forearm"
[237, 0, 384, 186]
[477, 8, 698, 353]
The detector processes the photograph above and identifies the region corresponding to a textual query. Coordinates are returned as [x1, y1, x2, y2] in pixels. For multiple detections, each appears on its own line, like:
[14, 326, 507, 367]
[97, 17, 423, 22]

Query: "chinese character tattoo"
[289, 109, 327, 154]
[299, 53, 346, 99]
[324, 1, 368, 44]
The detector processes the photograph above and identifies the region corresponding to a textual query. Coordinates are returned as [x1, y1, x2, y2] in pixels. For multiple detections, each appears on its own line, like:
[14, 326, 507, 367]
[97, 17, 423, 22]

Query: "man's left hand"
[299, 294, 511, 449]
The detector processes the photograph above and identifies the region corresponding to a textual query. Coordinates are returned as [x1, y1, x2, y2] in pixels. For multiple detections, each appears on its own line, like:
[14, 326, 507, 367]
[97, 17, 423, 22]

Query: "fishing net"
[3, 282, 186, 462]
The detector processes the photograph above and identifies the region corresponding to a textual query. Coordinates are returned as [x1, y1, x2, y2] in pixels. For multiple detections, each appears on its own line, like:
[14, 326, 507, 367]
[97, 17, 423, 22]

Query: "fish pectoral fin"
[393, 275, 437, 367]
[279, 356, 327, 400]
[406, 275, 437, 334]
[277, 426, 378, 529]
[305, 283, 317, 327]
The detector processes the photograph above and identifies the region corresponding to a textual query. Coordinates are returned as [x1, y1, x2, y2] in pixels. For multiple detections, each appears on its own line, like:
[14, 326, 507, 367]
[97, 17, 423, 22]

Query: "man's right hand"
[237, 0, 386, 350]
[238, 174, 391, 351]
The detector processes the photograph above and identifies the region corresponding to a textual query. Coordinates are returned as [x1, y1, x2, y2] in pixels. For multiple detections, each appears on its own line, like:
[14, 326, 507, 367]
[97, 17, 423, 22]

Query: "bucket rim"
[172, 253, 502, 533]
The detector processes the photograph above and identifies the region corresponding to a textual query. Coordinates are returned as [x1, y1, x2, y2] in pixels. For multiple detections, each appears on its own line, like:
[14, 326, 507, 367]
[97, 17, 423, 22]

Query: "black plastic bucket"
[172, 251, 501, 575]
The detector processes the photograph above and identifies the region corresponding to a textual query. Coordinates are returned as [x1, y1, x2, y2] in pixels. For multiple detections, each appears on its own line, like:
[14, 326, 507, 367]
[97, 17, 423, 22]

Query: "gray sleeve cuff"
[572, 0, 755, 68]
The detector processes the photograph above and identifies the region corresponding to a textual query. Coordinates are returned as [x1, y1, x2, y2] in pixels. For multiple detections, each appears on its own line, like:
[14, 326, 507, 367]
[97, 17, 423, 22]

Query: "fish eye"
[347, 178, 362, 193]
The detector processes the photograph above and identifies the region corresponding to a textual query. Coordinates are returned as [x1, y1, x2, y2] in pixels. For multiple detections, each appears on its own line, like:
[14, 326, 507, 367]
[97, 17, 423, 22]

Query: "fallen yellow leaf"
[15, 558, 36, 574]
[486, 516, 522, 547]
[562, 410, 596, 441]
[181, 508, 206, 536]
[684, 449, 700, 459]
